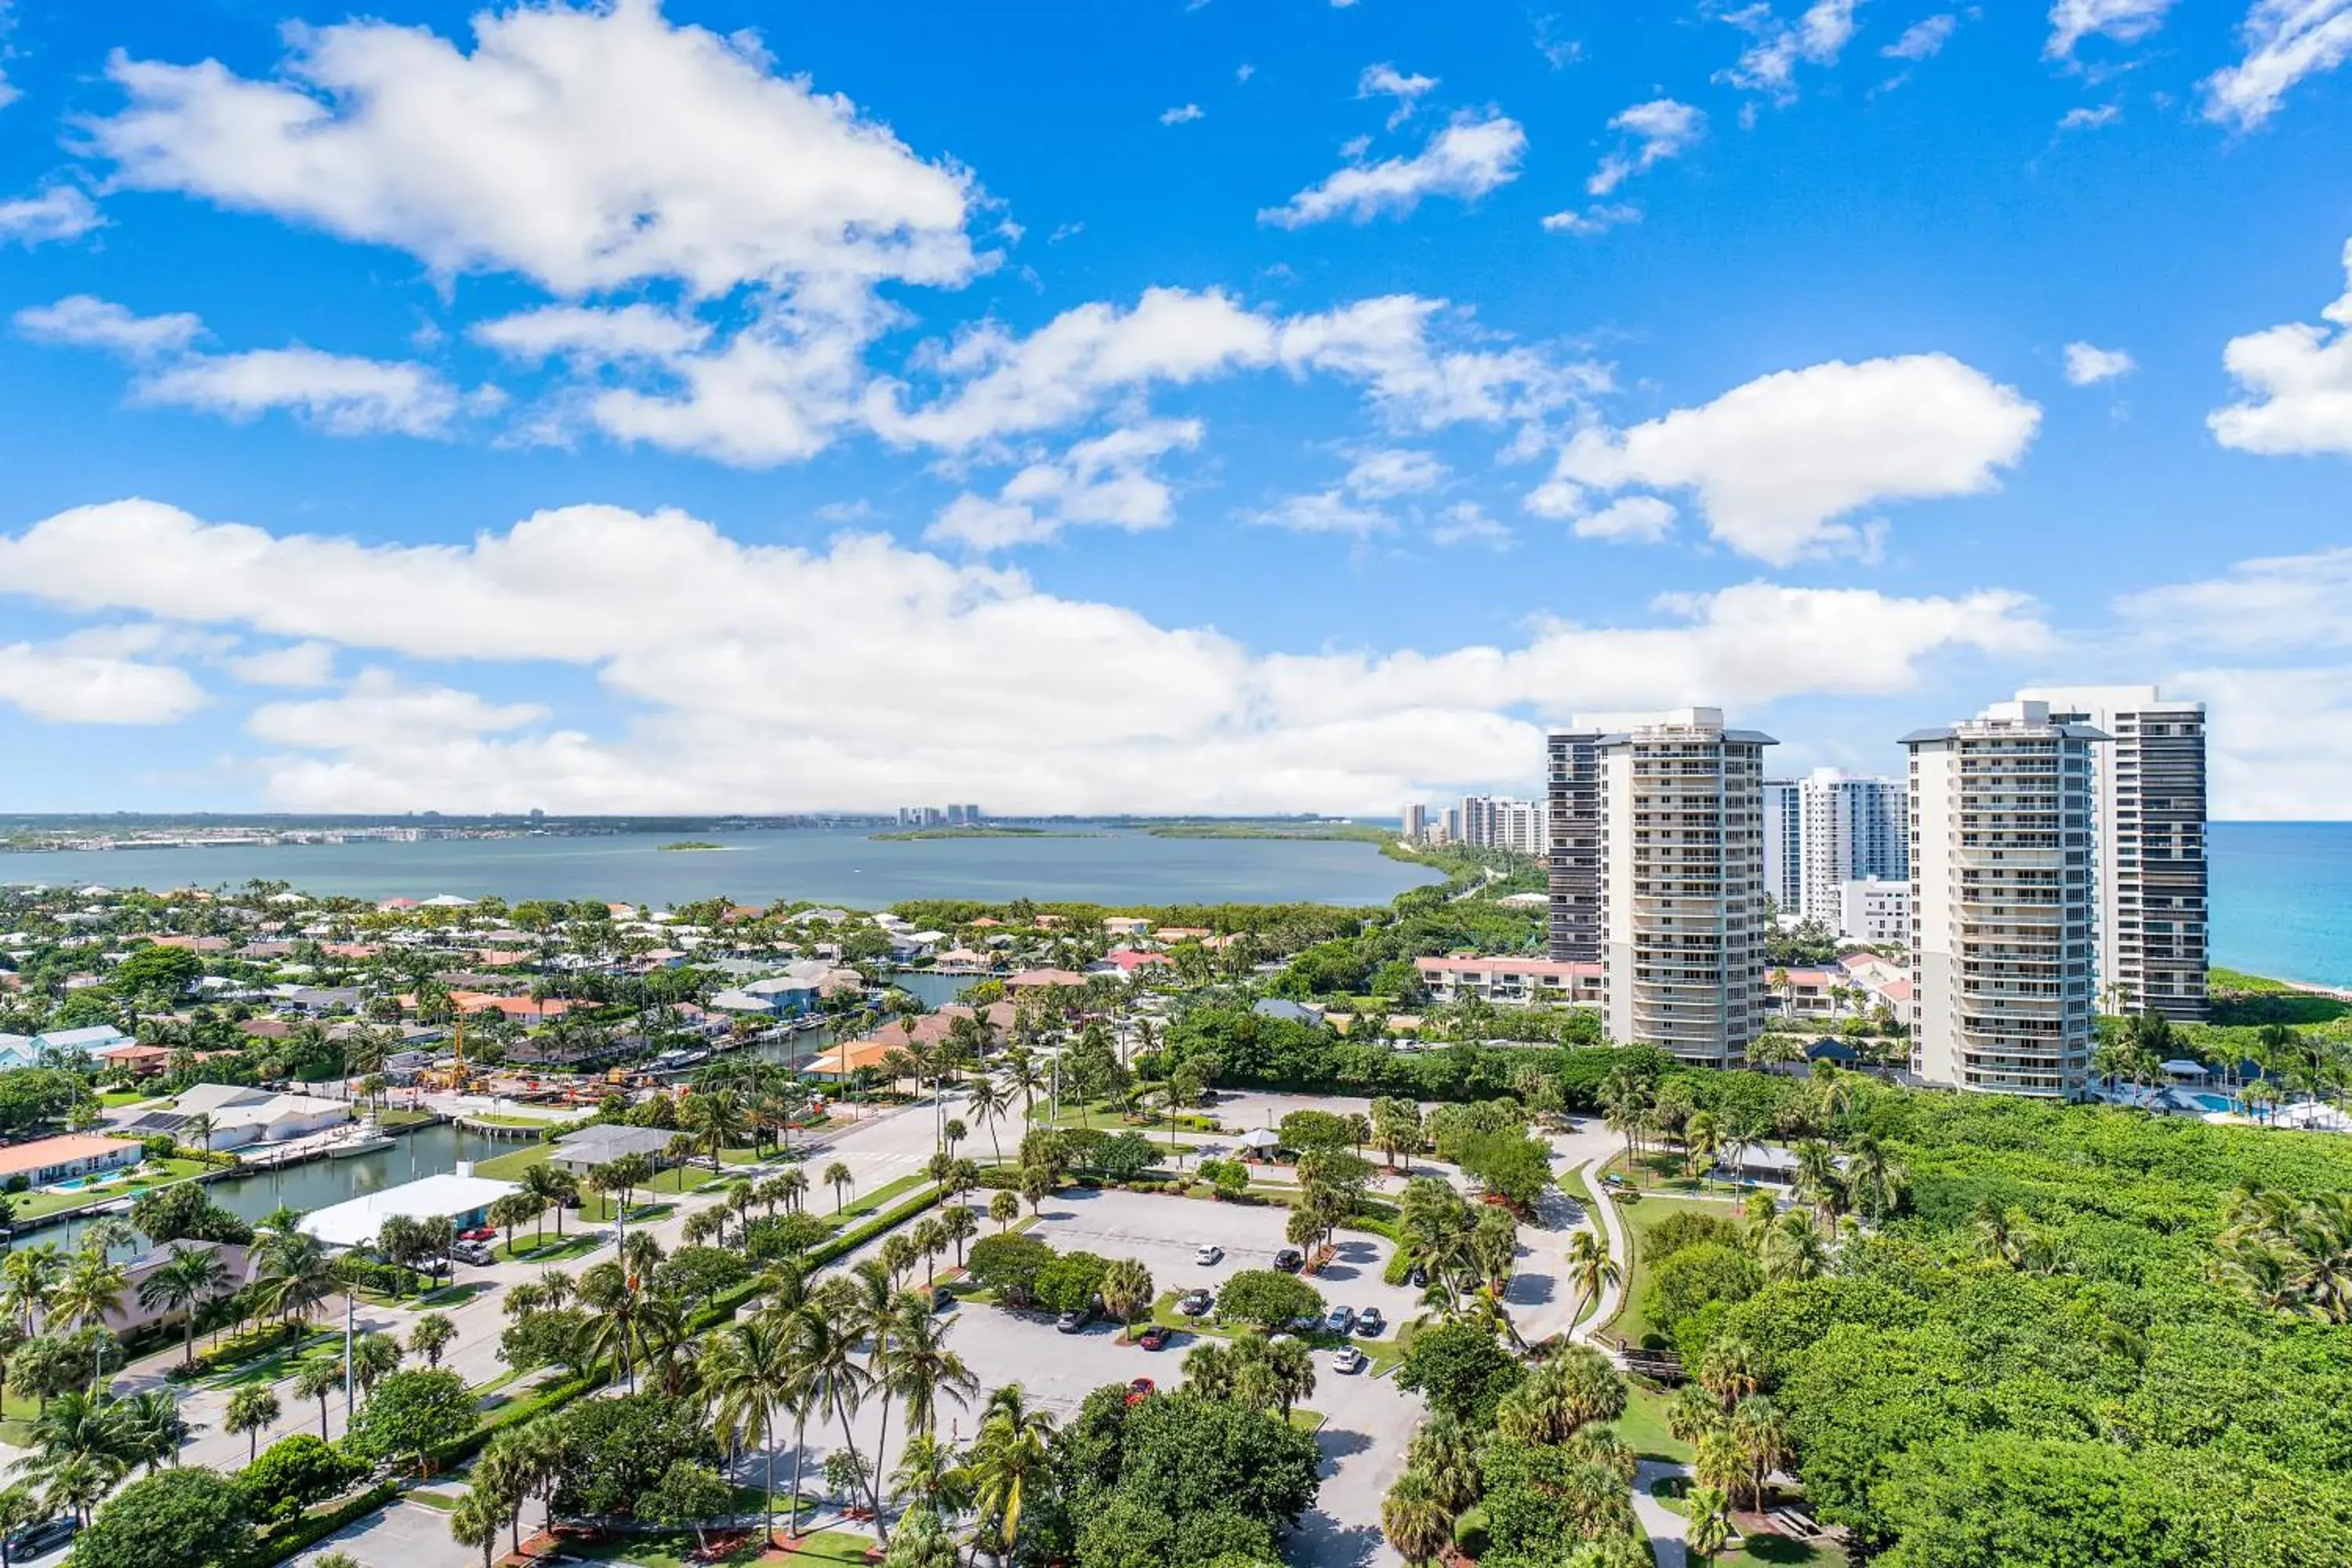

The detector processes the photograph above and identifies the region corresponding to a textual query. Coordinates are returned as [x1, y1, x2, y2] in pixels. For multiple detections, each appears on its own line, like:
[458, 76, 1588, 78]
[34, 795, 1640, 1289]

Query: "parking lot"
[1022, 1185, 1424, 1341]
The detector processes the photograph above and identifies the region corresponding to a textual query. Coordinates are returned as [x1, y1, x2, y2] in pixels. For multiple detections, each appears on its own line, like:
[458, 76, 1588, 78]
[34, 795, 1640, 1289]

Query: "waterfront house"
[1007, 967, 1088, 992]
[551, 1124, 682, 1175]
[299, 1170, 520, 1250]
[0, 1133, 142, 1188]
[127, 1083, 351, 1149]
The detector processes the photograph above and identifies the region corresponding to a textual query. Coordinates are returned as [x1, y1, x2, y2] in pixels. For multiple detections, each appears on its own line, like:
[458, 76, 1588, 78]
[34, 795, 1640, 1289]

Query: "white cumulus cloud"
[15, 295, 203, 358]
[87, 0, 978, 296]
[0, 499, 2049, 812]
[0, 186, 103, 245]
[0, 638, 207, 724]
[927, 420, 1204, 549]
[1719, 1, 1862, 102]
[1358, 63, 1439, 126]
[1884, 15, 1958, 60]
[1160, 103, 1205, 125]
[1534, 354, 2042, 564]
[2203, 1, 2352, 131]
[136, 347, 465, 437]
[1573, 495, 1679, 544]
[2046, 0, 2176, 60]
[1588, 100, 1705, 197]
[1259, 113, 1526, 227]
[2063, 342, 2136, 384]
[2209, 238, 2352, 455]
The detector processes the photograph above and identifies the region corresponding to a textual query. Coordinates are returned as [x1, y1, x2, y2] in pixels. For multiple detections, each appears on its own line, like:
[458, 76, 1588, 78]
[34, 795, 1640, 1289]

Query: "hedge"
[235, 1479, 399, 1568]
[167, 1321, 310, 1382]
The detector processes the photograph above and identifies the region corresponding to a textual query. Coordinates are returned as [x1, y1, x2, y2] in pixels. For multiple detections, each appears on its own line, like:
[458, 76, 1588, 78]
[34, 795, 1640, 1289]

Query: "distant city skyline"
[1, 4, 2349, 815]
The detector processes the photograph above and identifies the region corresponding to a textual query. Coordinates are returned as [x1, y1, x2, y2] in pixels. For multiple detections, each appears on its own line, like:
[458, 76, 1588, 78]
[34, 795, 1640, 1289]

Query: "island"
[655, 840, 727, 851]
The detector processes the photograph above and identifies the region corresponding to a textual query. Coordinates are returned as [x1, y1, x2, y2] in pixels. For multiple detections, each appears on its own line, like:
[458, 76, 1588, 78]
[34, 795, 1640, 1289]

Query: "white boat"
[328, 1120, 395, 1158]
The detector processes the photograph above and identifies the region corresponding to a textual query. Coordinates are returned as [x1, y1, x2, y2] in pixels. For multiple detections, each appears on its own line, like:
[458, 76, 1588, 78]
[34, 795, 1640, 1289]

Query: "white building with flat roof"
[1799, 769, 1908, 930]
[1599, 709, 1776, 1065]
[2016, 684, 2209, 1022]
[299, 1171, 522, 1250]
[1906, 699, 2103, 1098]
[1761, 779, 1803, 916]
[1837, 878, 1911, 945]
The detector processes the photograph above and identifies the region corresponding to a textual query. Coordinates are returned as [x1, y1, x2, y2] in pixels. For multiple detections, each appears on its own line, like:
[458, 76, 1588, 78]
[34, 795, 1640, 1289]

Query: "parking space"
[1022, 1186, 1423, 1342]
[291, 1500, 477, 1568]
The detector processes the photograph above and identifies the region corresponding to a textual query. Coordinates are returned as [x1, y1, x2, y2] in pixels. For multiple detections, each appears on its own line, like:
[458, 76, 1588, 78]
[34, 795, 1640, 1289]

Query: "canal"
[15, 971, 978, 1253]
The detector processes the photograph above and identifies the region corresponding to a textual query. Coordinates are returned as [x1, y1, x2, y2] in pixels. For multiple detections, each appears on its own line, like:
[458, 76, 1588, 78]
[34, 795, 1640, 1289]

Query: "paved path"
[1634, 1458, 1696, 1568]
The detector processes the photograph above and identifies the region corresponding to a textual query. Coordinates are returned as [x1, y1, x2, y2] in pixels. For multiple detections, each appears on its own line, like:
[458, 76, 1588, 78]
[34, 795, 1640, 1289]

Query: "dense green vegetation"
[1599, 1065, 2352, 1566]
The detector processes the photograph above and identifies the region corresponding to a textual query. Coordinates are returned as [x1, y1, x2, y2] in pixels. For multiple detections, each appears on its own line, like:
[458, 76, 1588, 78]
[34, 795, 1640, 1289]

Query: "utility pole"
[343, 1289, 354, 1424]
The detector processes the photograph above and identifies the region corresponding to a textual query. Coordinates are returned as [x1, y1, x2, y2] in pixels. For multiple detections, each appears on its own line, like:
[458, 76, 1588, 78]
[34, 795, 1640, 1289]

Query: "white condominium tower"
[1760, 779, 1803, 914]
[1798, 768, 1909, 929]
[1599, 709, 1775, 1065]
[1904, 699, 2103, 1098]
[2016, 685, 2209, 1022]
[1461, 795, 1544, 855]
[1547, 730, 1602, 961]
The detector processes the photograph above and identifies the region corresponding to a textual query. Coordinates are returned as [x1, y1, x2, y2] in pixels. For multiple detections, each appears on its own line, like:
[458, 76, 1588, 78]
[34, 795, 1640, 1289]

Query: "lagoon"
[0, 826, 1443, 909]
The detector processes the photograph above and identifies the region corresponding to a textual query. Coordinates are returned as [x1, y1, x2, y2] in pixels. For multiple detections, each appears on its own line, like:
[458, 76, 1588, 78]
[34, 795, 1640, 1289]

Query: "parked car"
[1177, 1288, 1214, 1316]
[1406, 1265, 1428, 1288]
[1324, 1305, 1356, 1335]
[452, 1241, 493, 1266]
[1287, 1312, 1323, 1335]
[1125, 1377, 1156, 1405]
[1272, 1247, 1305, 1272]
[459, 1225, 497, 1243]
[2, 1516, 75, 1559]
[1056, 1304, 1097, 1334]
[1136, 1324, 1171, 1350]
[1354, 1307, 1386, 1338]
[1332, 1345, 1367, 1374]
[1194, 1243, 1225, 1265]
[931, 1286, 956, 1312]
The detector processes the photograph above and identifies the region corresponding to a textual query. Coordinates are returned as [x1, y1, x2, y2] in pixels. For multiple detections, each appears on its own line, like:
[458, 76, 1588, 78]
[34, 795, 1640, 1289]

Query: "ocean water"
[2210, 822, 2352, 989]
[0, 826, 1443, 910]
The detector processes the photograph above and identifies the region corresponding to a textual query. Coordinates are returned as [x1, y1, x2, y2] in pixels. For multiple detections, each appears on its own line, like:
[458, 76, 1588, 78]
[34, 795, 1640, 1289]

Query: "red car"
[1136, 1325, 1170, 1351]
[459, 1226, 497, 1242]
[1124, 1377, 1156, 1405]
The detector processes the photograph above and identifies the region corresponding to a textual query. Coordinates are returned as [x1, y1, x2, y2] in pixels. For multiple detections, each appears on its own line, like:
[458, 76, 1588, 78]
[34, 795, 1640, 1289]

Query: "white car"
[1332, 1345, 1367, 1374]
[1195, 1243, 1224, 1265]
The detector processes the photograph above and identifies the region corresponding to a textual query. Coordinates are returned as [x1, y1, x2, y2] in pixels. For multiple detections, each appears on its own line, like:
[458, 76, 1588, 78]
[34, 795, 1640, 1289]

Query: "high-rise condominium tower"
[1599, 710, 1775, 1065]
[2016, 685, 2209, 1022]
[1760, 779, 1802, 915]
[1905, 699, 2103, 1098]
[1799, 768, 1909, 929]
[1547, 730, 1602, 961]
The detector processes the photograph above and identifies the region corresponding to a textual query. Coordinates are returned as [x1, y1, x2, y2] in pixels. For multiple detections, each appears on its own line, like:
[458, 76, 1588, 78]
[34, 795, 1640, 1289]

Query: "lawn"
[832, 1170, 927, 1219]
[98, 1088, 157, 1109]
[9, 1156, 215, 1221]
[466, 1111, 579, 1129]
[1617, 1385, 1693, 1463]
[1604, 1190, 1747, 1351]
[473, 1142, 553, 1181]
[498, 1228, 605, 1264]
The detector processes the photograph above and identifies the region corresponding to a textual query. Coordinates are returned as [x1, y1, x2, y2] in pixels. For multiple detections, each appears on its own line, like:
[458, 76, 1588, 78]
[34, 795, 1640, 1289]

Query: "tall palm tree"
[114, 1389, 191, 1475]
[834, 1263, 906, 1542]
[578, 1261, 654, 1394]
[825, 1163, 855, 1214]
[790, 1295, 872, 1532]
[137, 1248, 230, 1368]
[52, 1251, 129, 1338]
[294, 1357, 340, 1439]
[521, 1163, 577, 1240]
[252, 1232, 339, 1325]
[885, 1297, 978, 1439]
[225, 1385, 279, 1464]
[1686, 1483, 1734, 1564]
[0, 1249, 60, 1337]
[1380, 1468, 1455, 1566]
[968, 1385, 1055, 1563]
[704, 1316, 797, 1551]
[964, 1074, 1008, 1166]
[1563, 1229, 1621, 1327]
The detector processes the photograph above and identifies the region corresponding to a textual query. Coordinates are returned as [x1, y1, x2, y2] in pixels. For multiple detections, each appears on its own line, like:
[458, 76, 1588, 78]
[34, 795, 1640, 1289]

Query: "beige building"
[2016, 684, 2209, 1022]
[1905, 699, 2103, 1098]
[1599, 709, 1775, 1065]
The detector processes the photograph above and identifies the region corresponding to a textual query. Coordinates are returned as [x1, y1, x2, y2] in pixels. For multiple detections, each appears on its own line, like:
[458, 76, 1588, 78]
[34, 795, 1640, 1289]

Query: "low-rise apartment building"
[1414, 956, 1603, 1006]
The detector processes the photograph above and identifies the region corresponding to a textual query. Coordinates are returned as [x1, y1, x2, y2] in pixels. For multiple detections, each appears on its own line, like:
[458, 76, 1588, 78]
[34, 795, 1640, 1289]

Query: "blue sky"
[2, 0, 2351, 817]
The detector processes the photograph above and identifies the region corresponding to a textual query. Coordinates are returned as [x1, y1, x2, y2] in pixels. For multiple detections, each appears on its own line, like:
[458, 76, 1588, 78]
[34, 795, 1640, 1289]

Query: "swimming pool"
[2192, 1092, 2242, 1114]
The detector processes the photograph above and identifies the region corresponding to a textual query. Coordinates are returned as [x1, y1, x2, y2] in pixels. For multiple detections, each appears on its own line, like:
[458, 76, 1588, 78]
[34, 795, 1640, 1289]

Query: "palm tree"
[833, 1265, 907, 1543]
[1563, 1229, 1621, 1326]
[448, 1484, 501, 1568]
[521, 1163, 577, 1240]
[939, 1203, 979, 1269]
[790, 1295, 872, 1531]
[1380, 1468, 1455, 1566]
[1791, 1141, 1844, 1234]
[578, 1261, 655, 1394]
[964, 1073, 1008, 1166]
[968, 1384, 1055, 1563]
[704, 1316, 796, 1550]
[1370, 1096, 1422, 1173]
[0, 1249, 60, 1337]
[38, 1454, 109, 1530]
[136, 1247, 230, 1367]
[115, 1389, 191, 1475]
[294, 1357, 340, 1439]
[51, 1251, 128, 1338]
[1729, 1394, 1795, 1510]
[225, 1385, 279, 1464]
[253, 1232, 339, 1325]
[680, 1087, 749, 1173]
[1761, 1210, 1830, 1282]
[825, 1162, 855, 1214]
[1686, 1484, 1734, 1564]
[886, 1296, 978, 1443]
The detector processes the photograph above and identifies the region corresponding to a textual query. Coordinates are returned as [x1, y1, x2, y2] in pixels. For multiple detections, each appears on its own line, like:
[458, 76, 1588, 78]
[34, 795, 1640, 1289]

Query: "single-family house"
[0, 1133, 141, 1188]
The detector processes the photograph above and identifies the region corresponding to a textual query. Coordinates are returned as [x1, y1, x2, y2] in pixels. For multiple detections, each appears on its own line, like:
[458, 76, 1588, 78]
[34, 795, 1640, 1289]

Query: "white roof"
[421, 895, 476, 908]
[299, 1173, 521, 1249]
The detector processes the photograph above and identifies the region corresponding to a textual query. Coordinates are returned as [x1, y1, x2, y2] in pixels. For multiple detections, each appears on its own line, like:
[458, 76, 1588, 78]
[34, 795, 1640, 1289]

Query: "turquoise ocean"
[2211, 822, 2352, 989]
